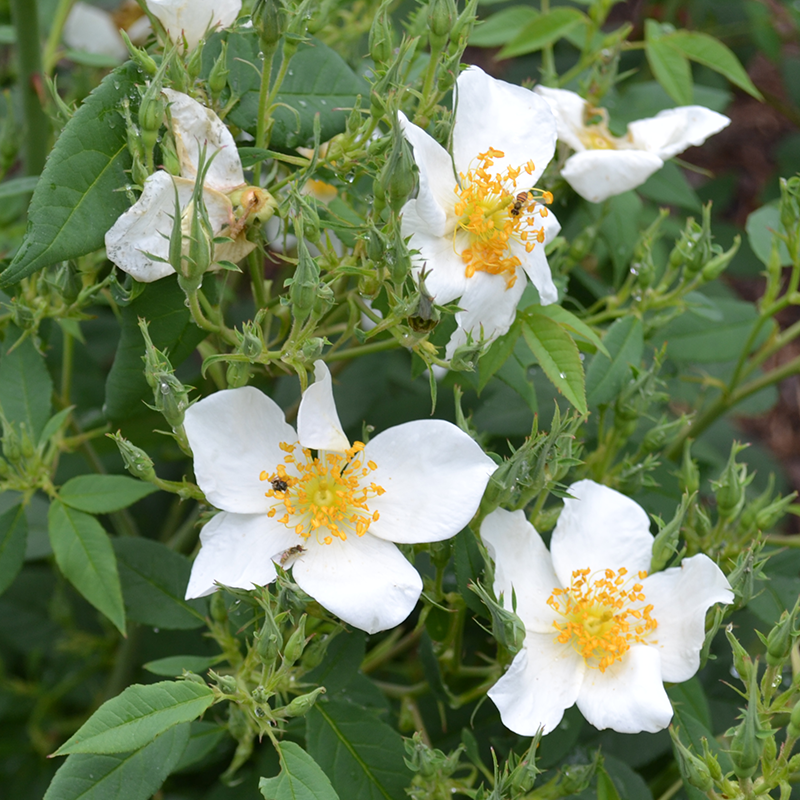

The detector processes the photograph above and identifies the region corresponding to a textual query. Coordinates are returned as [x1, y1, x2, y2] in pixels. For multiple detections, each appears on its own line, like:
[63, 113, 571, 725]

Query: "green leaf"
[597, 762, 623, 800]
[38, 406, 75, 447]
[498, 7, 587, 59]
[0, 504, 27, 596]
[44, 722, 189, 800]
[59, 475, 158, 514]
[225, 36, 370, 151]
[114, 538, 207, 630]
[478, 321, 522, 392]
[53, 680, 215, 756]
[173, 721, 227, 773]
[532, 305, 609, 356]
[469, 6, 540, 48]
[584, 316, 644, 406]
[144, 655, 217, 677]
[665, 31, 763, 100]
[645, 21, 693, 106]
[104, 275, 206, 421]
[0, 62, 137, 287]
[48, 501, 126, 635]
[637, 160, 702, 212]
[522, 315, 587, 415]
[496, 356, 538, 413]
[0, 325, 54, 442]
[305, 630, 366, 694]
[0, 175, 39, 199]
[655, 297, 770, 363]
[746, 202, 792, 267]
[260, 741, 340, 800]
[306, 699, 412, 800]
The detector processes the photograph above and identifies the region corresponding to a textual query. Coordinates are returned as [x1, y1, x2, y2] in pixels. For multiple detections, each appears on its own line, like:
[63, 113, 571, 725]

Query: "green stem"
[248, 248, 268, 310]
[10, 0, 49, 176]
[540, 0, 556, 83]
[60, 328, 74, 406]
[102, 624, 143, 701]
[42, 0, 74, 74]
[324, 338, 401, 361]
[254, 42, 278, 185]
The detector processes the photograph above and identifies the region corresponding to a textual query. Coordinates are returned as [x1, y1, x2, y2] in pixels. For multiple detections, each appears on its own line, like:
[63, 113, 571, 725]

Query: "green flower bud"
[186, 39, 205, 82]
[559, 762, 596, 795]
[208, 41, 230, 101]
[391, 227, 412, 286]
[10, 300, 34, 330]
[0, 455, 11, 478]
[253, 0, 284, 48]
[119, 29, 157, 75]
[301, 337, 326, 363]
[449, 338, 481, 372]
[209, 670, 238, 694]
[725, 625, 753, 685]
[787, 697, 800, 740]
[226, 360, 251, 389]
[712, 443, 750, 521]
[241, 323, 263, 359]
[18, 422, 35, 460]
[470, 581, 526, 655]
[700, 738, 723, 782]
[670, 728, 714, 792]
[210, 590, 228, 624]
[282, 614, 307, 665]
[650, 493, 691, 573]
[286, 237, 320, 325]
[179, 200, 214, 293]
[380, 126, 416, 215]
[1, 418, 21, 464]
[139, 84, 166, 154]
[765, 600, 799, 667]
[107, 432, 157, 482]
[404, 733, 454, 778]
[160, 135, 181, 176]
[227, 703, 250, 740]
[300, 633, 331, 671]
[428, 538, 452, 570]
[428, 0, 454, 42]
[283, 687, 325, 717]
[700, 237, 740, 282]
[730, 671, 765, 779]
[365, 226, 388, 263]
[369, 0, 394, 65]
[254, 610, 282, 666]
[449, 0, 478, 48]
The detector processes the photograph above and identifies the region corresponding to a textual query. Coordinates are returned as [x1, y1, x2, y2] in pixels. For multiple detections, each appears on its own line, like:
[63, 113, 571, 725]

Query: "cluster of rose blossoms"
[104, 1, 734, 738]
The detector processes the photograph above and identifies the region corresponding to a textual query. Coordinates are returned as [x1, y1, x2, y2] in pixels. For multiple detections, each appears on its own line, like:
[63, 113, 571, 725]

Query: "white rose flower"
[183, 361, 496, 634]
[534, 86, 730, 203]
[147, 0, 241, 51]
[400, 65, 560, 358]
[105, 89, 253, 282]
[482, 480, 733, 735]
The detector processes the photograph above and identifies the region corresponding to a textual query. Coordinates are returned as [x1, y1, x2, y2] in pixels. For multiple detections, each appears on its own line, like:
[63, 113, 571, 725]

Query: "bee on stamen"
[509, 191, 531, 217]
[271, 478, 288, 493]
[277, 545, 306, 566]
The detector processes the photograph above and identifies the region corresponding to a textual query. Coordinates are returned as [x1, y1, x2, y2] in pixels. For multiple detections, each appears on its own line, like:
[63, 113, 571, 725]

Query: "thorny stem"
[254, 42, 278, 185]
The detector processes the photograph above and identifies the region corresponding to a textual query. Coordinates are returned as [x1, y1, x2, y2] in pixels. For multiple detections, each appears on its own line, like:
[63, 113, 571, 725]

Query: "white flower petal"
[533, 86, 588, 153]
[105, 172, 187, 282]
[453, 66, 557, 185]
[63, 2, 128, 61]
[481, 508, 563, 633]
[404, 222, 469, 306]
[185, 511, 291, 598]
[163, 89, 245, 193]
[297, 361, 350, 452]
[399, 113, 455, 237]
[551, 480, 653, 587]
[642, 554, 733, 683]
[576, 645, 673, 733]
[445, 269, 526, 359]
[184, 386, 298, 514]
[561, 149, 664, 203]
[364, 420, 495, 544]
[628, 106, 730, 160]
[148, 0, 241, 51]
[517, 206, 560, 305]
[292, 533, 422, 633]
[488, 635, 585, 735]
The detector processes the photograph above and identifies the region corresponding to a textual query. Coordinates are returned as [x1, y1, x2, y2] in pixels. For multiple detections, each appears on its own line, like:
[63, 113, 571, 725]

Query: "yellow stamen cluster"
[546, 567, 657, 672]
[259, 441, 385, 545]
[453, 148, 553, 288]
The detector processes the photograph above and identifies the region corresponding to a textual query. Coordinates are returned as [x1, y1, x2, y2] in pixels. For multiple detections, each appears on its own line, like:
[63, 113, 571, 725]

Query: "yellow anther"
[548, 567, 658, 672]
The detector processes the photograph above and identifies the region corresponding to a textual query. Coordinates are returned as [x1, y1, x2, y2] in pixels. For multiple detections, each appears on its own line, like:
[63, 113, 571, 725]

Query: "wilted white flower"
[482, 480, 733, 735]
[400, 65, 560, 358]
[534, 86, 730, 203]
[147, 0, 241, 51]
[105, 89, 260, 282]
[183, 361, 496, 634]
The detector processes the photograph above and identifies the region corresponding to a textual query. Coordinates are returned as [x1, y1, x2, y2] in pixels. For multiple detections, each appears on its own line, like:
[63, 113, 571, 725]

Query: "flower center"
[259, 441, 385, 545]
[546, 567, 657, 672]
[578, 129, 617, 150]
[453, 148, 553, 288]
